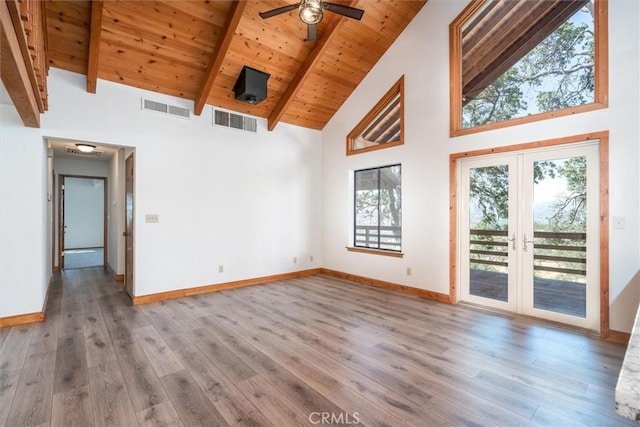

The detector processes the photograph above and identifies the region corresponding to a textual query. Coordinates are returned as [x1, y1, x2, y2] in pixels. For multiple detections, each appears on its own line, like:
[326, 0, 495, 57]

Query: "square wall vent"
[142, 98, 190, 119]
[213, 109, 257, 133]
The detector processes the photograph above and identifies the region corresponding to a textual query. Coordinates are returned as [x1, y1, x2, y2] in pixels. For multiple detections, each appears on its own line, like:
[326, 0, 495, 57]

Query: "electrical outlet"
[613, 216, 626, 230]
[218, 265, 224, 273]
[310, 255, 314, 262]
[406, 267, 412, 276]
[293, 257, 298, 264]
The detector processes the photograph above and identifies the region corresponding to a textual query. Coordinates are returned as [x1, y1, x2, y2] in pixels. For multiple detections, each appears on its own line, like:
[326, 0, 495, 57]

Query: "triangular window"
[347, 76, 404, 155]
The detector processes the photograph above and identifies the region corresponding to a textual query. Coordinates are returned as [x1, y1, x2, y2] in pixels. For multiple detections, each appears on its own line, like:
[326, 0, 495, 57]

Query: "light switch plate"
[145, 214, 159, 223]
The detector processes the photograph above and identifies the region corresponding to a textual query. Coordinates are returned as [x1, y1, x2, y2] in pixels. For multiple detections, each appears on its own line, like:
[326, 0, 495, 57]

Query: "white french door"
[459, 142, 600, 331]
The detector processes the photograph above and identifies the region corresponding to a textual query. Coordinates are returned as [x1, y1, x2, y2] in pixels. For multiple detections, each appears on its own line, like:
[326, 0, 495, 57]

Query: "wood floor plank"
[202, 319, 349, 414]
[112, 338, 170, 413]
[133, 325, 184, 378]
[0, 367, 21, 426]
[51, 385, 94, 427]
[236, 375, 312, 427]
[174, 346, 270, 426]
[0, 325, 33, 425]
[53, 334, 88, 394]
[136, 401, 184, 427]
[88, 361, 138, 426]
[27, 314, 60, 357]
[185, 328, 257, 383]
[5, 350, 56, 426]
[161, 370, 229, 427]
[82, 301, 118, 368]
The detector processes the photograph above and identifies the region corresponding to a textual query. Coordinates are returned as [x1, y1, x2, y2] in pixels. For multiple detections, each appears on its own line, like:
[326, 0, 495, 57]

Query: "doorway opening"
[58, 175, 108, 270]
[450, 132, 609, 337]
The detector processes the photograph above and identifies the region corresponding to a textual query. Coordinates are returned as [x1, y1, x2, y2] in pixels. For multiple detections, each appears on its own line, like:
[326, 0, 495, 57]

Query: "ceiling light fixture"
[76, 143, 96, 153]
[299, 0, 323, 24]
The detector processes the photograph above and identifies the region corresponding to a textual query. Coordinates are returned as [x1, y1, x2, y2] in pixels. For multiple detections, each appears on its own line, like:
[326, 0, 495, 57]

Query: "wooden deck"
[0, 267, 631, 426]
[470, 268, 587, 317]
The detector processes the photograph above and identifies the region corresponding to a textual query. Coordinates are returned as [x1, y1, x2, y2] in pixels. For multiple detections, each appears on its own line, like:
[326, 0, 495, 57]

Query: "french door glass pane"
[532, 157, 587, 317]
[469, 165, 510, 302]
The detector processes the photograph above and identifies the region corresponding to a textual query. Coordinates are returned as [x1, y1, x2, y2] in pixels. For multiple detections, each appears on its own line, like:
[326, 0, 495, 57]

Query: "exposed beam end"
[1, 6, 41, 128]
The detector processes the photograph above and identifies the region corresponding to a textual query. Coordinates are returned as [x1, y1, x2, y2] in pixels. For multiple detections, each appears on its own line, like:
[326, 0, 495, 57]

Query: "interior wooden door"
[125, 154, 135, 298]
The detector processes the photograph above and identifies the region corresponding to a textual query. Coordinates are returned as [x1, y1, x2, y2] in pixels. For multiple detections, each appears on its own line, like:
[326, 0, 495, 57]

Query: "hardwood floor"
[0, 267, 633, 426]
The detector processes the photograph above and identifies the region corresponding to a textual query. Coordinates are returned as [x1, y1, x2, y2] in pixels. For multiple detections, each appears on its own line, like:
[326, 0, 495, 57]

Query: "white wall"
[63, 177, 104, 249]
[322, 0, 640, 332]
[0, 67, 322, 316]
[0, 105, 49, 317]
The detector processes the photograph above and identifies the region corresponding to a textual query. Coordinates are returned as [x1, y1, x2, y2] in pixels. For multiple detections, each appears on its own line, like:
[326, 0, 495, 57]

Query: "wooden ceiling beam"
[87, 1, 103, 94]
[267, 1, 359, 132]
[0, 0, 40, 127]
[194, 0, 247, 116]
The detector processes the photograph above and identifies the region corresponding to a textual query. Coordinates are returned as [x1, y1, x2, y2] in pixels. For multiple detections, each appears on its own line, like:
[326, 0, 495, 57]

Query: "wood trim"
[449, 131, 610, 338]
[132, 268, 323, 305]
[0, 0, 40, 127]
[449, 151, 459, 304]
[0, 312, 44, 328]
[346, 76, 404, 156]
[449, 0, 608, 137]
[87, 1, 104, 94]
[346, 247, 404, 258]
[448, 0, 477, 139]
[321, 268, 452, 304]
[599, 133, 610, 338]
[194, 0, 246, 116]
[267, 0, 358, 131]
[115, 274, 124, 282]
[594, 0, 609, 108]
[607, 329, 630, 345]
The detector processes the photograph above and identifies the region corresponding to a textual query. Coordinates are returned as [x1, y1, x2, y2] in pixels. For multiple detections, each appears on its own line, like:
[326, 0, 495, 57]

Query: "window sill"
[346, 247, 404, 258]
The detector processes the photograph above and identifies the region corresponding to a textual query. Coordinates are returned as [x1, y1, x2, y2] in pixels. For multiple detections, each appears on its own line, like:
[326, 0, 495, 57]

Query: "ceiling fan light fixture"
[299, 0, 323, 24]
[75, 143, 96, 153]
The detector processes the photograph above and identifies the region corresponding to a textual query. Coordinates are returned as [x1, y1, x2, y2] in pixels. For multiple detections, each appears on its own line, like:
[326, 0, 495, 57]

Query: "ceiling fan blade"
[307, 23, 317, 41]
[259, 3, 299, 19]
[322, 2, 364, 20]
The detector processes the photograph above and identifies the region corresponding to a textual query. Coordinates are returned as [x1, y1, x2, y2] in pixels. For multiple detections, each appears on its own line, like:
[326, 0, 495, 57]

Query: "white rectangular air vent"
[213, 109, 257, 133]
[142, 98, 190, 119]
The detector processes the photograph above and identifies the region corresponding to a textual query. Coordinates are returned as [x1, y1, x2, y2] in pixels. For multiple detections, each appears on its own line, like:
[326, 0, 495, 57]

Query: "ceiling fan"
[259, 0, 364, 41]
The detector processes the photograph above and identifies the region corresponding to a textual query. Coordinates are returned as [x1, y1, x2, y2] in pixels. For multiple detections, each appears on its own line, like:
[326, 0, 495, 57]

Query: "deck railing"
[470, 229, 587, 276]
[355, 225, 401, 251]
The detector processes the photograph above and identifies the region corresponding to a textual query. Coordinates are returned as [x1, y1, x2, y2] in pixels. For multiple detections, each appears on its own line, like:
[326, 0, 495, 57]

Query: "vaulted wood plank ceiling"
[44, 0, 427, 131]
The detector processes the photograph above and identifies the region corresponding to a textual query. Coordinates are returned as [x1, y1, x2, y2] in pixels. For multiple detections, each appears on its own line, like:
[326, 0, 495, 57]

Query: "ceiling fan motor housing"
[233, 66, 271, 105]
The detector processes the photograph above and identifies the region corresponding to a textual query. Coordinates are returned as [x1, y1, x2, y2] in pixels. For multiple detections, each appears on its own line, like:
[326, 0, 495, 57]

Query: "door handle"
[122, 232, 129, 237]
[507, 233, 517, 251]
[523, 233, 535, 252]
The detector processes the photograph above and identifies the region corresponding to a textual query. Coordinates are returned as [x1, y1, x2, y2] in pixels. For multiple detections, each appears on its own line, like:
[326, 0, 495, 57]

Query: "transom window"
[347, 77, 404, 155]
[450, 0, 607, 136]
[354, 165, 402, 252]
